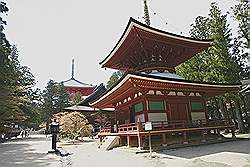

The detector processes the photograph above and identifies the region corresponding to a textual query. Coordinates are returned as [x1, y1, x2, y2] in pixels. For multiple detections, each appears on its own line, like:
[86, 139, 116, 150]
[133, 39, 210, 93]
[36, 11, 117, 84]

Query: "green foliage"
[231, 0, 249, 72]
[0, 1, 10, 47]
[0, 2, 41, 132]
[106, 71, 124, 89]
[177, 3, 244, 84]
[0, 45, 40, 131]
[176, 3, 249, 131]
[232, 0, 249, 48]
[71, 91, 82, 105]
[41, 80, 70, 121]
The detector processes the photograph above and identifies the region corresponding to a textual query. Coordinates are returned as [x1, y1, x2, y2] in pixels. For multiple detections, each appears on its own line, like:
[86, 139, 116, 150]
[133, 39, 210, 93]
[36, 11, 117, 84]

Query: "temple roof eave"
[100, 17, 213, 70]
[90, 73, 241, 108]
[62, 78, 95, 88]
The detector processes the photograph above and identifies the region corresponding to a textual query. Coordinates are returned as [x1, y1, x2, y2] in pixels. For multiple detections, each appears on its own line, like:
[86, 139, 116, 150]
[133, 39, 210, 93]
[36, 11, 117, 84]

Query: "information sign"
[145, 122, 152, 131]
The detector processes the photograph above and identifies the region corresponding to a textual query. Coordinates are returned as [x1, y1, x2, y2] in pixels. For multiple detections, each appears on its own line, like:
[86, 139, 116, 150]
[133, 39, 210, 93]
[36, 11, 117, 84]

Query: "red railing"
[99, 119, 233, 134]
[99, 127, 112, 133]
[148, 119, 233, 130]
[118, 123, 138, 132]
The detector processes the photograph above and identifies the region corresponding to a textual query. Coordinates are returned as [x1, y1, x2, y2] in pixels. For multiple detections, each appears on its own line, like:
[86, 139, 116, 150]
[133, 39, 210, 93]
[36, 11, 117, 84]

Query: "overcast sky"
[4, 0, 237, 89]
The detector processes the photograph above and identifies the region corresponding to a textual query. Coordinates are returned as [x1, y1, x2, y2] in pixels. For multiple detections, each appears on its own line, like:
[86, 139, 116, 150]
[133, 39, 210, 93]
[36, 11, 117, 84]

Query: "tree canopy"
[106, 71, 124, 89]
[176, 2, 247, 84]
[41, 80, 70, 121]
[176, 2, 249, 132]
[0, 2, 41, 132]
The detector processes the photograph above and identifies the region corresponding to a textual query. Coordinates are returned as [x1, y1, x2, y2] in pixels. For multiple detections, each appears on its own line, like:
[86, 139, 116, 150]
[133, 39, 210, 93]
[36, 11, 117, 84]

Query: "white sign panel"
[145, 122, 152, 131]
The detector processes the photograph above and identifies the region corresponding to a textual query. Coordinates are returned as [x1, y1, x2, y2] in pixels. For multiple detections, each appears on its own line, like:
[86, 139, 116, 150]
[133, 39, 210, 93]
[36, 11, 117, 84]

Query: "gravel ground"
[60, 137, 250, 167]
[59, 139, 160, 167]
[157, 139, 250, 167]
[0, 135, 250, 167]
[0, 135, 60, 167]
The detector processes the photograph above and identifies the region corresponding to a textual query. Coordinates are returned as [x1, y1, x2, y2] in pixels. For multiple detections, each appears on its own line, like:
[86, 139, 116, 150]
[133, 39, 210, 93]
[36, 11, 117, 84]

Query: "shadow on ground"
[0, 136, 59, 167]
[159, 139, 250, 159]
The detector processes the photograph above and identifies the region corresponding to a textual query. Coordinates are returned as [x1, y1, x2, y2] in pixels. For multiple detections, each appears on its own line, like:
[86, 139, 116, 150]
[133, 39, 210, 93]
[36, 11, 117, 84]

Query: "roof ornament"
[71, 58, 75, 79]
[143, 0, 151, 26]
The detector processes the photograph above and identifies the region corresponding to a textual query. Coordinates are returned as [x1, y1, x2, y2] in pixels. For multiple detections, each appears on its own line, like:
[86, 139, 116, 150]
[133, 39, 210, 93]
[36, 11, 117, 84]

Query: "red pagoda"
[62, 59, 96, 99]
[91, 18, 241, 149]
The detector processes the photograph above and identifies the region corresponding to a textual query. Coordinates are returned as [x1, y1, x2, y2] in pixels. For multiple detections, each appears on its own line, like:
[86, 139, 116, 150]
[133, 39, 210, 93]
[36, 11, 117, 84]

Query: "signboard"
[145, 122, 152, 131]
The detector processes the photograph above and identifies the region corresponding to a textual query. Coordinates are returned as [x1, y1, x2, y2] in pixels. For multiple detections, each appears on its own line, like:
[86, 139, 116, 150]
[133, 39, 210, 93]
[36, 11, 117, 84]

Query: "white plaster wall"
[168, 91, 176, 96]
[148, 113, 167, 122]
[177, 92, 185, 96]
[135, 114, 145, 122]
[191, 112, 206, 121]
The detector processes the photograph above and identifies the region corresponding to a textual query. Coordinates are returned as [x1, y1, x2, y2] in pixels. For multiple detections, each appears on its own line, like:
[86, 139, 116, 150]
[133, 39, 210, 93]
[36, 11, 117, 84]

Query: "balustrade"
[99, 119, 233, 134]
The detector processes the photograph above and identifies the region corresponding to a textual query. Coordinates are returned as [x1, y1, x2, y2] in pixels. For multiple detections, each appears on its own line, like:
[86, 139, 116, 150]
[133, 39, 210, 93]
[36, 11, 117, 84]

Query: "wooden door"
[169, 103, 188, 121]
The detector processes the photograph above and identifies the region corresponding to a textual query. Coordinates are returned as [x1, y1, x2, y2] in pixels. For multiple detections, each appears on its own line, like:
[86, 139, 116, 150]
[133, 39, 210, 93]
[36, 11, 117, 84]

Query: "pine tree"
[232, 0, 249, 49]
[106, 71, 124, 89]
[0, 2, 25, 133]
[231, 0, 250, 130]
[42, 80, 70, 121]
[177, 3, 242, 84]
[176, 3, 247, 131]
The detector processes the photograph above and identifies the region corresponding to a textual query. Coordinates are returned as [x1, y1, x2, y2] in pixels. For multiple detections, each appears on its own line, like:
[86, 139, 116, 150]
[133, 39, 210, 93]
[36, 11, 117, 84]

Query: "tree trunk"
[215, 98, 222, 119]
[235, 101, 244, 133]
[230, 101, 237, 127]
[219, 98, 228, 119]
[241, 95, 248, 117]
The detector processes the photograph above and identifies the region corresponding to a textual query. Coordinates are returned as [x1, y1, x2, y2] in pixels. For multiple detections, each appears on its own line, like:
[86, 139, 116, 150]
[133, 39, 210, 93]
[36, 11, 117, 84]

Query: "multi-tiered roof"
[62, 59, 96, 97]
[100, 18, 212, 73]
[91, 18, 240, 108]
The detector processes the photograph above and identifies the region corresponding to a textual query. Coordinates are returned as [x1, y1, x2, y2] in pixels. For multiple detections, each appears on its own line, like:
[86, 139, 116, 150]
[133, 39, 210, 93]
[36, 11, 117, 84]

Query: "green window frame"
[134, 102, 144, 113]
[148, 100, 165, 111]
[191, 102, 204, 111]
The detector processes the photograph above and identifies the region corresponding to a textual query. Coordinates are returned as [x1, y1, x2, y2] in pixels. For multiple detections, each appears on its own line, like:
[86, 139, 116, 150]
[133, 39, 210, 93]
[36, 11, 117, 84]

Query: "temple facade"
[90, 18, 241, 148]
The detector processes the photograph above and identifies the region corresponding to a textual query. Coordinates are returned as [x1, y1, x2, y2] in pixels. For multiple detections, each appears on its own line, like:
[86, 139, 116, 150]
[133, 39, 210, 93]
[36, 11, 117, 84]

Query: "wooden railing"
[99, 119, 234, 134]
[118, 123, 138, 132]
[99, 127, 112, 133]
[148, 119, 233, 130]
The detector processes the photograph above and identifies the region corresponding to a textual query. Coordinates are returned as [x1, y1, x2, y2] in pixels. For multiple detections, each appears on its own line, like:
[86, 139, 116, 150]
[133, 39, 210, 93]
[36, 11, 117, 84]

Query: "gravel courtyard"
[61, 138, 250, 167]
[0, 135, 250, 167]
[0, 135, 60, 167]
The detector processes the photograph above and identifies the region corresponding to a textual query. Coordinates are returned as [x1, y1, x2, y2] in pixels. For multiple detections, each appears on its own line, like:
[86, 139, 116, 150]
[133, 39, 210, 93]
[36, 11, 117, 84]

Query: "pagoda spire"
[71, 58, 74, 79]
[143, 0, 151, 26]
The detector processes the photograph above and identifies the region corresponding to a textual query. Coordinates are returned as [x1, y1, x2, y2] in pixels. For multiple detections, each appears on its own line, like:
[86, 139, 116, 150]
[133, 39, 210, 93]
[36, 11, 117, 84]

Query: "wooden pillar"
[120, 136, 123, 145]
[99, 136, 103, 142]
[127, 135, 131, 147]
[201, 130, 206, 142]
[183, 131, 188, 144]
[162, 133, 167, 146]
[137, 135, 143, 149]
